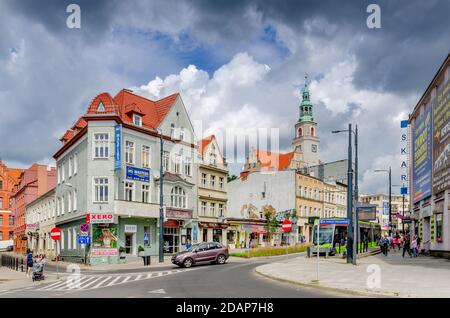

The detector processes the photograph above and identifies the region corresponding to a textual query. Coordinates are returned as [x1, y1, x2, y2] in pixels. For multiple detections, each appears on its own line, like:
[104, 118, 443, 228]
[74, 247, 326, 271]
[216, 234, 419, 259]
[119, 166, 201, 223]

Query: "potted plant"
[138, 245, 145, 257]
[119, 246, 126, 259]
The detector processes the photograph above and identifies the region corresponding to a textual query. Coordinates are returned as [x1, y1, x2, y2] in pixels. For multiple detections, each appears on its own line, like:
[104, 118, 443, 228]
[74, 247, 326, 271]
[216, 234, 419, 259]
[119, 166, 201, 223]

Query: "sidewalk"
[0, 266, 59, 292]
[255, 249, 450, 297]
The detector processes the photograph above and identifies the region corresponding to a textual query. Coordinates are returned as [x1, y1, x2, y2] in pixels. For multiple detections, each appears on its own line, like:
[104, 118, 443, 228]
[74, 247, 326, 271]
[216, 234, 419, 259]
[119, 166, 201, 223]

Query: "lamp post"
[158, 129, 164, 263]
[332, 124, 358, 265]
[374, 167, 392, 236]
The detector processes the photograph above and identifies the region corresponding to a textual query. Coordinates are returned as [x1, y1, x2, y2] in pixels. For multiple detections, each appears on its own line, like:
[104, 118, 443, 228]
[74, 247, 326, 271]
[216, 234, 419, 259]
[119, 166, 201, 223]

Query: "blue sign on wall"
[319, 219, 349, 225]
[115, 124, 122, 171]
[412, 104, 432, 203]
[383, 201, 389, 215]
[126, 166, 150, 182]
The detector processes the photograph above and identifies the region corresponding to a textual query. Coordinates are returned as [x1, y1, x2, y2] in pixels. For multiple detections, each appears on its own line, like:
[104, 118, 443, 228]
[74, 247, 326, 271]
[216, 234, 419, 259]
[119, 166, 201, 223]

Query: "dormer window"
[170, 124, 175, 138]
[133, 114, 142, 127]
[97, 102, 105, 112]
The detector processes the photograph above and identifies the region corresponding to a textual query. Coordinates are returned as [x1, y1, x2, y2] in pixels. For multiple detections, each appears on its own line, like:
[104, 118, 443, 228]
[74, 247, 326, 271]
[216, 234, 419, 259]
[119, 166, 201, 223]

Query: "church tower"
[291, 76, 320, 169]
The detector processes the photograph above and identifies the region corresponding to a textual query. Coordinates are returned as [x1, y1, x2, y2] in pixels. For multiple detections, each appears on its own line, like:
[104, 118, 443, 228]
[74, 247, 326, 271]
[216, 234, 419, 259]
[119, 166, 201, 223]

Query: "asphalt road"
[1, 255, 351, 298]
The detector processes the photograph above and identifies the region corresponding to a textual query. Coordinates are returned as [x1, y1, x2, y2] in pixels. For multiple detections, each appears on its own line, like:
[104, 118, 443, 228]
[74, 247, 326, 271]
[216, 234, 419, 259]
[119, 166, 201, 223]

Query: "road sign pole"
[56, 240, 59, 279]
[317, 220, 320, 281]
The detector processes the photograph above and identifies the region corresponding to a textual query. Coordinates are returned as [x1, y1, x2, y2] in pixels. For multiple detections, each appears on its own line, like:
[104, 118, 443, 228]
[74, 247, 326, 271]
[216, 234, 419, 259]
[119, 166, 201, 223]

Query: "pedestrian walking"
[411, 236, 418, 257]
[25, 249, 33, 278]
[416, 235, 422, 255]
[402, 235, 411, 258]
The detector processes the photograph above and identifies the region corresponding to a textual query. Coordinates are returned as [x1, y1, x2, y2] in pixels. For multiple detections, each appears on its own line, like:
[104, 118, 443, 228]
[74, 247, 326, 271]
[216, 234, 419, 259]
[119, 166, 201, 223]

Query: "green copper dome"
[299, 80, 313, 122]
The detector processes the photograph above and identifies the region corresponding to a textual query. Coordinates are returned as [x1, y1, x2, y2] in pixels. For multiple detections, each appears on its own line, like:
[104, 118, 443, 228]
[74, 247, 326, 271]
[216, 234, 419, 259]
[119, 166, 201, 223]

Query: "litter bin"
[142, 256, 151, 266]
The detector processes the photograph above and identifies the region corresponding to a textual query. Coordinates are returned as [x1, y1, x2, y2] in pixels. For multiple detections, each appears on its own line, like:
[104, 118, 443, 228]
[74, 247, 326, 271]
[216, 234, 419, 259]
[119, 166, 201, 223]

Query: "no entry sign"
[281, 220, 292, 233]
[50, 227, 62, 241]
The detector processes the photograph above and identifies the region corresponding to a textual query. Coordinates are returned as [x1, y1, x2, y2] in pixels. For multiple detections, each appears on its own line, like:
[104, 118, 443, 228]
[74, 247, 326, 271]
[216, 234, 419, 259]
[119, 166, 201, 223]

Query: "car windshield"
[186, 244, 200, 252]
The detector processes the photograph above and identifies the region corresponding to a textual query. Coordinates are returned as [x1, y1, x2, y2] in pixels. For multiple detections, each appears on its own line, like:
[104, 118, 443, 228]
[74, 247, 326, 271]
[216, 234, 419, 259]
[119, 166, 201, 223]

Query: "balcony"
[114, 200, 160, 219]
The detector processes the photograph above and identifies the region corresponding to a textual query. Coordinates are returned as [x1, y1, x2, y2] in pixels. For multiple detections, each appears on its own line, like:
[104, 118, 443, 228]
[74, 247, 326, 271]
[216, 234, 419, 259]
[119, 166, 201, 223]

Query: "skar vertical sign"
[400, 120, 409, 195]
[433, 78, 450, 194]
[115, 124, 122, 171]
[412, 103, 433, 203]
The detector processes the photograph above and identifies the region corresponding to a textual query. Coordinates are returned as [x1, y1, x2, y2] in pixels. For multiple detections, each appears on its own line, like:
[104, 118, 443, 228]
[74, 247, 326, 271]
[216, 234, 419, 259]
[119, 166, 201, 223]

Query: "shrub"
[230, 244, 311, 258]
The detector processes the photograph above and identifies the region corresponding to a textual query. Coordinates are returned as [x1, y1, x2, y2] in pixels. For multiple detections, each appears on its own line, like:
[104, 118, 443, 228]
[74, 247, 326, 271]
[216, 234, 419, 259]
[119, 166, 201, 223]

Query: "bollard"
[307, 247, 311, 258]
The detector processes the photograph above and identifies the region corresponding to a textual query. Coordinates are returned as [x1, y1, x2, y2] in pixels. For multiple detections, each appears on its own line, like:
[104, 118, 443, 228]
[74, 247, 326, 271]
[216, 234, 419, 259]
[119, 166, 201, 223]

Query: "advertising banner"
[382, 201, 389, 215]
[115, 124, 122, 171]
[412, 103, 433, 203]
[91, 248, 118, 256]
[92, 224, 118, 248]
[433, 78, 450, 194]
[126, 166, 150, 182]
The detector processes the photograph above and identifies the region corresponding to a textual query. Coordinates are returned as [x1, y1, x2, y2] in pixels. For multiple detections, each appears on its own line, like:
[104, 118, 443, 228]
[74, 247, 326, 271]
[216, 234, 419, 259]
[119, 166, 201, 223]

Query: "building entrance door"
[125, 233, 134, 255]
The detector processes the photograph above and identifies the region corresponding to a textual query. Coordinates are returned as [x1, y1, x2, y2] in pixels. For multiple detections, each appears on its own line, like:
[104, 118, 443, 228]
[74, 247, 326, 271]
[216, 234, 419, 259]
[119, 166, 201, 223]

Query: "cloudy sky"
[0, 0, 449, 195]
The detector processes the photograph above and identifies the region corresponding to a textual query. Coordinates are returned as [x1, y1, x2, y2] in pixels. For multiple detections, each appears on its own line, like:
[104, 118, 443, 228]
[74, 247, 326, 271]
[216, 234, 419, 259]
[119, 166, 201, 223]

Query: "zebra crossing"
[33, 268, 193, 292]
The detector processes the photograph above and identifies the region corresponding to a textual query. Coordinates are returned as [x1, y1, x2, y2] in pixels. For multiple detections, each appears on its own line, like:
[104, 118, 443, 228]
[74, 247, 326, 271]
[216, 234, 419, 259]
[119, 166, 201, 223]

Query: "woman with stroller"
[25, 249, 33, 278]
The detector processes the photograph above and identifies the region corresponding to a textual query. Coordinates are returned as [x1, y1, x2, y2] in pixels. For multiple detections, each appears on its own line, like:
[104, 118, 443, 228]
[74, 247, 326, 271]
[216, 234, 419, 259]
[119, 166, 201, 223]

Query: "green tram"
[311, 218, 381, 255]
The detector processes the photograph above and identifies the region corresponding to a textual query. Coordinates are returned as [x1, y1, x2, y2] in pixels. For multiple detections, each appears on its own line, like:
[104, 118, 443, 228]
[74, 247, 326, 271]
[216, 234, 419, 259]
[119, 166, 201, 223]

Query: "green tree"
[227, 174, 238, 183]
[264, 208, 280, 243]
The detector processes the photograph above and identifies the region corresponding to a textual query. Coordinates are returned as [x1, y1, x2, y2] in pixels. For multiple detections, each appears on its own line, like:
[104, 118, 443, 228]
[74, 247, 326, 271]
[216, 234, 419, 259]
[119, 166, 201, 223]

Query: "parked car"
[6, 245, 13, 252]
[171, 242, 229, 268]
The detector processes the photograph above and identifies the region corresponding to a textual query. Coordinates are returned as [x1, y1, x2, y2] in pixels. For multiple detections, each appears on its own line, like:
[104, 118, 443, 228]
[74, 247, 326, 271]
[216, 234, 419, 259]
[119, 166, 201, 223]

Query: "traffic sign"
[50, 228, 61, 241]
[281, 220, 292, 233]
[80, 223, 89, 233]
[78, 235, 90, 245]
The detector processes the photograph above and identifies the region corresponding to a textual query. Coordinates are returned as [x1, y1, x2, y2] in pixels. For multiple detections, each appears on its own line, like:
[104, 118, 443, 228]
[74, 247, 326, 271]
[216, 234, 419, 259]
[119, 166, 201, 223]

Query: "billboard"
[433, 78, 450, 194]
[115, 124, 122, 170]
[412, 103, 433, 203]
[126, 166, 150, 182]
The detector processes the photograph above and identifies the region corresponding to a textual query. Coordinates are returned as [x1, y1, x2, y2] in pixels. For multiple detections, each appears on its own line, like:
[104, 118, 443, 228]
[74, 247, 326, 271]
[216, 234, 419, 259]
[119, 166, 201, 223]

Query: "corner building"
[53, 89, 198, 265]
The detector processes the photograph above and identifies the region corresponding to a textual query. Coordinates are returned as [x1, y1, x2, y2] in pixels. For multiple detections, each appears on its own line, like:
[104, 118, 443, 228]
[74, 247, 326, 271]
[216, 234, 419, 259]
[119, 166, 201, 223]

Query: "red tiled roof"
[86, 92, 119, 115]
[198, 135, 215, 155]
[255, 149, 294, 171]
[71, 118, 87, 130]
[60, 89, 179, 146]
[113, 89, 178, 129]
[59, 130, 74, 142]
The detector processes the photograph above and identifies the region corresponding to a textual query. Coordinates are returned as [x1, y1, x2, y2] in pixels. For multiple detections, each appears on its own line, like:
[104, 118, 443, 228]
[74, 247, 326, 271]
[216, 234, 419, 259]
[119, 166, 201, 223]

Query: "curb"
[254, 267, 406, 298]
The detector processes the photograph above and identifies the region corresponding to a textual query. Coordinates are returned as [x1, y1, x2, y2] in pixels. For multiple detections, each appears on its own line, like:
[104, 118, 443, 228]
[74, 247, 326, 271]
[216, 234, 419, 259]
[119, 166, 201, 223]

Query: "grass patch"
[230, 244, 311, 258]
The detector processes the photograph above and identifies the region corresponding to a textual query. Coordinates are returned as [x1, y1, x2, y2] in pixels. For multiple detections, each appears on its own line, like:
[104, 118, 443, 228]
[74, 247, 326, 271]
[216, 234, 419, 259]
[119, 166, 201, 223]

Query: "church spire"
[299, 74, 313, 122]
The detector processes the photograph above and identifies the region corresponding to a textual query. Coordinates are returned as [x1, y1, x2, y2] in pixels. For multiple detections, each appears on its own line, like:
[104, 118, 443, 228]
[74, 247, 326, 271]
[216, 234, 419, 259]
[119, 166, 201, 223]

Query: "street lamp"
[332, 124, 358, 265]
[157, 128, 165, 263]
[374, 167, 392, 236]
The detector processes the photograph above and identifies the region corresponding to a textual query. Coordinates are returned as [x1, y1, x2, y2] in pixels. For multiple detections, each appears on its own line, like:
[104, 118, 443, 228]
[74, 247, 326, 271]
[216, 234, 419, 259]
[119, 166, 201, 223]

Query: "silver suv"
[171, 242, 229, 268]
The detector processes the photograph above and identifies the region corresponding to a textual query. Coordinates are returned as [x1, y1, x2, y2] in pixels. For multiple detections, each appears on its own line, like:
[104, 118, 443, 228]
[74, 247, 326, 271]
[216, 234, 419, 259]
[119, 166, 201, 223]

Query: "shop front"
[198, 221, 228, 245]
[163, 207, 194, 254]
[118, 217, 158, 257]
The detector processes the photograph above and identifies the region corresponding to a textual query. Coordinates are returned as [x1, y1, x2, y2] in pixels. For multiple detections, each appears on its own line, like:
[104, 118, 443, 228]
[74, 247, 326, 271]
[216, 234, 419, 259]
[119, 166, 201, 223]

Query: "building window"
[61, 162, 65, 182]
[209, 144, 217, 166]
[142, 184, 150, 203]
[219, 204, 224, 217]
[179, 127, 185, 141]
[69, 156, 73, 178]
[163, 151, 170, 172]
[210, 175, 216, 188]
[142, 145, 151, 168]
[93, 133, 109, 158]
[133, 114, 142, 127]
[170, 124, 175, 138]
[171, 186, 186, 208]
[219, 177, 224, 190]
[0, 215, 2, 226]
[73, 190, 77, 211]
[201, 201, 207, 215]
[0, 197, 2, 209]
[0, 180, 2, 189]
[201, 173, 207, 187]
[210, 203, 216, 217]
[94, 178, 109, 202]
[74, 152, 78, 174]
[9, 215, 14, 226]
[125, 141, 135, 164]
[125, 182, 135, 201]
[184, 158, 192, 176]
[173, 154, 181, 174]
[68, 192, 72, 213]
[72, 228, 77, 250]
[68, 229, 72, 250]
[61, 196, 65, 215]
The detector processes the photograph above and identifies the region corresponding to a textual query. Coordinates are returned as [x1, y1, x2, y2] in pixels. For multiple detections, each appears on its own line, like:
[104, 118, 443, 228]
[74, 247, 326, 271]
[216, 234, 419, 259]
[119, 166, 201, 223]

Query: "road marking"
[134, 274, 142, 281]
[148, 288, 166, 294]
[91, 276, 112, 289]
[107, 276, 122, 286]
[122, 276, 131, 283]
[80, 276, 103, 289]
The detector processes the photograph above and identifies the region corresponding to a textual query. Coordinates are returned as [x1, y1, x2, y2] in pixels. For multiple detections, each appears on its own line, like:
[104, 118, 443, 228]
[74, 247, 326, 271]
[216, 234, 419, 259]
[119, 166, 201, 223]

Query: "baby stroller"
[32, 262, 45, 282]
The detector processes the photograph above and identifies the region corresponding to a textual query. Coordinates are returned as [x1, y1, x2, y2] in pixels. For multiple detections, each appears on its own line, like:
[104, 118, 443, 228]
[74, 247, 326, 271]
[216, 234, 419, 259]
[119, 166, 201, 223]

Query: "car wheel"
[216, 254, 226, 264]
[183, 258, 193, 268]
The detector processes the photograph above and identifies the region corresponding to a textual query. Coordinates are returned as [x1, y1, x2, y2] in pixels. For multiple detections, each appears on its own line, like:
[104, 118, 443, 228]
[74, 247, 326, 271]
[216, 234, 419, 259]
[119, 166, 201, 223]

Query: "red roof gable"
[71, 118, 87, 130]
[255, 149, 294, 171]
[198, 135, 215, 155]
[86, 92, 118, 115]
[113, 89, 178, 129]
